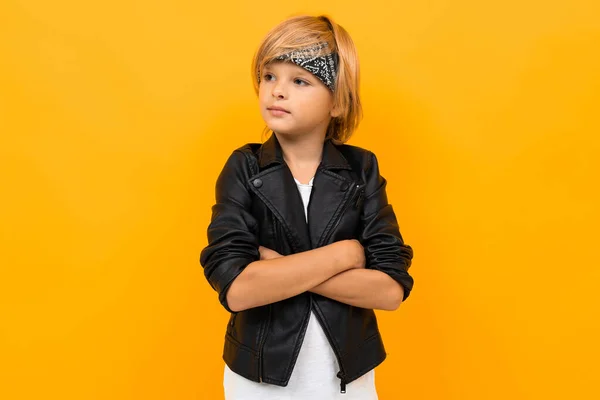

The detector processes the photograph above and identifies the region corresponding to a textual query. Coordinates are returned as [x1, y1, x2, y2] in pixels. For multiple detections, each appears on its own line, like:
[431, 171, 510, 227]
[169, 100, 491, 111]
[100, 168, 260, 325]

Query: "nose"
[272, 81, 286, 99]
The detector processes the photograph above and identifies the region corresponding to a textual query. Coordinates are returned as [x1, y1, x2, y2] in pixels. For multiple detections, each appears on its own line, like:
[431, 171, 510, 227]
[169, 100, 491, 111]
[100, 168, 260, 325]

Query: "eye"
[294, 78, 308, 86]
[263, 73, 274, 81]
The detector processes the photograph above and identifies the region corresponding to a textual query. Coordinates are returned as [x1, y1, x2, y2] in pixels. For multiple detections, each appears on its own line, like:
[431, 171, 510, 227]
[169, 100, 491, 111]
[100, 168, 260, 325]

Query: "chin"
[265, 123, 294, 136]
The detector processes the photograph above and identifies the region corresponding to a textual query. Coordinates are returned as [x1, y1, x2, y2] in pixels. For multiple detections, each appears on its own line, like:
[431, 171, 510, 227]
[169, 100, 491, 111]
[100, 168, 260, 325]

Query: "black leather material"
[200, 133, 414, 390]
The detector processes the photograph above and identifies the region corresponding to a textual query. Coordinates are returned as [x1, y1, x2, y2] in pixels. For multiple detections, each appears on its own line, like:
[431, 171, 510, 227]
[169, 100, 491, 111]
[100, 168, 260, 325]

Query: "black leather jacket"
[200, 133, 414, 393]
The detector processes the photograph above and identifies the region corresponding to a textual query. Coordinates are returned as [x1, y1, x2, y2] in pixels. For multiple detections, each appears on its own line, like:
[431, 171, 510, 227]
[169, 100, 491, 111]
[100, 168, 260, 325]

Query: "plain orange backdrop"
[1, 1, 599, 399]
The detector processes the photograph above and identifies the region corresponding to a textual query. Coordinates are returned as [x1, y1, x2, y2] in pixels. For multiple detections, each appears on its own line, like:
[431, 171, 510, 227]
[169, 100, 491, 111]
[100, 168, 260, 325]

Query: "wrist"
[330, 241, 354, 272]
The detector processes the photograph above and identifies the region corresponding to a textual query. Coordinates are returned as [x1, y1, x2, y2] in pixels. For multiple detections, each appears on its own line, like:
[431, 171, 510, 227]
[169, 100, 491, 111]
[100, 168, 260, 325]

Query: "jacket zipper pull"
[338, 371, 347, 394]
[354, 189, 364, 209]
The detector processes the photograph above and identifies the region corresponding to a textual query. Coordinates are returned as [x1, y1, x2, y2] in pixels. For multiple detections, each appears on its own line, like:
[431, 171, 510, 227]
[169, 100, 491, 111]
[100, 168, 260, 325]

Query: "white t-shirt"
[223, 177, 378, 400]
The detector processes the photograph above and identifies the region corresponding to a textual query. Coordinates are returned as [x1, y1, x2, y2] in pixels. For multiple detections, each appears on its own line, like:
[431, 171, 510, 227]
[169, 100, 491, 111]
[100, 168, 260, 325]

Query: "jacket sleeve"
[199, 150, 260, 313]
[359, 151, 415, 302]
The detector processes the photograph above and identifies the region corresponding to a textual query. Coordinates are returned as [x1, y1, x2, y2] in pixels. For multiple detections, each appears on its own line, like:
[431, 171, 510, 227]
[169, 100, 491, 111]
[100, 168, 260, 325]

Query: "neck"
[275, 133, 325, 169]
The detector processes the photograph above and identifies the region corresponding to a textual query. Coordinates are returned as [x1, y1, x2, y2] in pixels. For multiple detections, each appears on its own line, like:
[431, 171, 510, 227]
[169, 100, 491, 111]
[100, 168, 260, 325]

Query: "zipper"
[339, 372, 347, 393]
[354, 186, 365, 210]
[310, 294, 348, 394]
[257, 180, 361, 389]
[312, 183, 364, 393]
[257, 304, 272, 383]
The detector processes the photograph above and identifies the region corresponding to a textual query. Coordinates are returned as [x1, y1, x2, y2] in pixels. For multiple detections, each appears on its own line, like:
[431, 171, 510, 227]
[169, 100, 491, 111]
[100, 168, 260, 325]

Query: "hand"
[259, 246, 283, 260]
[343, 239, 366, 269]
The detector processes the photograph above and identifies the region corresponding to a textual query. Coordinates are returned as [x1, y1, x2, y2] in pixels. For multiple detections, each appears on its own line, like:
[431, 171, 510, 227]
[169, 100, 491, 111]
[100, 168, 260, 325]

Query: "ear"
[330, 103, 342, 118]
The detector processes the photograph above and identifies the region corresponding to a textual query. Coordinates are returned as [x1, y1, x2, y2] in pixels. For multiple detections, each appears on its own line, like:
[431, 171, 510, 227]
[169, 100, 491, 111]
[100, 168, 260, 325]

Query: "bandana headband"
[259, 41, 339, 92]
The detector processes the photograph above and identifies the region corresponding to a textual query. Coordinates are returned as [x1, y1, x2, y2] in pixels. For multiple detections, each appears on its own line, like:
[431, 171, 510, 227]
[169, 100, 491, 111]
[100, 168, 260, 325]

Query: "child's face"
[258, 60, 340, 139]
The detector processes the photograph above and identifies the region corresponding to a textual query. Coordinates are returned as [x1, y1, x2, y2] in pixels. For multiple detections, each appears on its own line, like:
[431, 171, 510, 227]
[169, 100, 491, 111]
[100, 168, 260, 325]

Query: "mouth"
[267, 106, 290, 113]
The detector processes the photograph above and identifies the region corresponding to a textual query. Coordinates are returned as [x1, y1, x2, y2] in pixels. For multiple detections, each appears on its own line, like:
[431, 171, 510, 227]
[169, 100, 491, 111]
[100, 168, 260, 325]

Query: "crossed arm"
[309, 267, 404, 311]
[269, 244, 403, 310]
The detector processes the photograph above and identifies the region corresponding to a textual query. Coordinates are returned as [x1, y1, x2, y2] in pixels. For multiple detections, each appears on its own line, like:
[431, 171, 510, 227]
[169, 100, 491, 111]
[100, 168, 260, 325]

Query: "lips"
[267, 106, 290, 113]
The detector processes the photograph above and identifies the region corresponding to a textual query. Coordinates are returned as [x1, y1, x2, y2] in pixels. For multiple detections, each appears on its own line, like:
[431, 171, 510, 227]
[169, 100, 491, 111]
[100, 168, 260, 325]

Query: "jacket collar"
[257, 133, 352, 171]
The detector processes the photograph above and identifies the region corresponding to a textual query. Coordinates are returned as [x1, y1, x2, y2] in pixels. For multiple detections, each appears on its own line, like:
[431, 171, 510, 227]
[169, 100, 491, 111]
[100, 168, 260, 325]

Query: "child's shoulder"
[333, 141, 377, 171]
[334, 141, 373, 156]
[230, 141, 262, 156]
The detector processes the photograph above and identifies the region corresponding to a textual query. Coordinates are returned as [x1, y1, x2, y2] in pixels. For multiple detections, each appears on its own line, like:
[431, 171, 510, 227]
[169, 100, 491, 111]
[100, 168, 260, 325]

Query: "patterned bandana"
[259, 41, 339, 91]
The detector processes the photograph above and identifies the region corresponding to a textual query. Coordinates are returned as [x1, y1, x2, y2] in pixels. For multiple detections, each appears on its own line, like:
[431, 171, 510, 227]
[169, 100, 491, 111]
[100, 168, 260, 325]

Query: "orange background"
[1, 1, 599, 399]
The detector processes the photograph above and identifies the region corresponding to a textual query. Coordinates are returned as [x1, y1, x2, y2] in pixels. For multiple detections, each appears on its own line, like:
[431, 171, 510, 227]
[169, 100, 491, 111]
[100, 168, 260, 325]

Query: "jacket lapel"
[251, 163, 312, 252]
[306, 141, 355, 248]
[249, 134, 353, 252]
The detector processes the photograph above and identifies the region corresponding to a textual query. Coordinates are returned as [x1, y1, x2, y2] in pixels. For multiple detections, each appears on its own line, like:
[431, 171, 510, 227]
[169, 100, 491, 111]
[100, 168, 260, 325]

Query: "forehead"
[263, 60, 311, 75]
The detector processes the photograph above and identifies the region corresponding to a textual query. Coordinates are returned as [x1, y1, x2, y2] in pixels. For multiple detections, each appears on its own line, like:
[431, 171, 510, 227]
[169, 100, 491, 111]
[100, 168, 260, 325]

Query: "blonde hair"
[251, 14, 363, 144]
